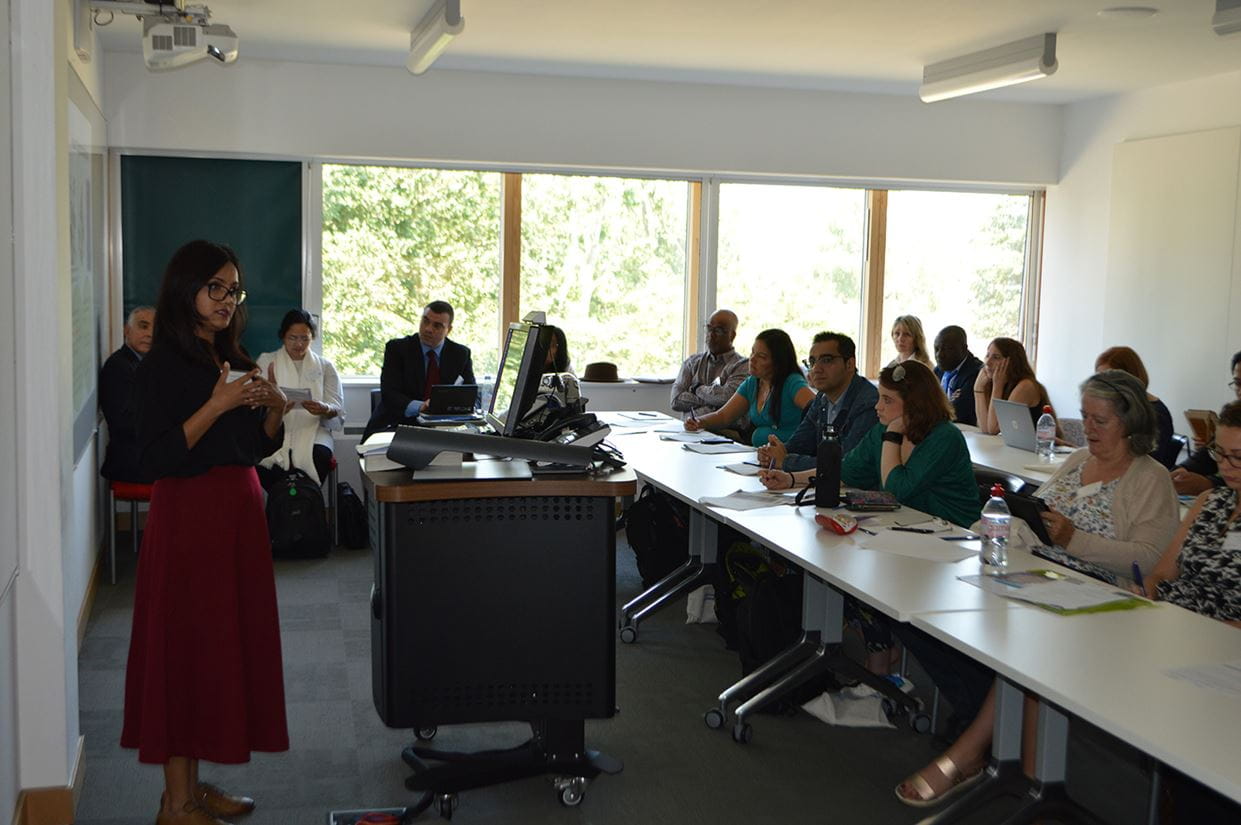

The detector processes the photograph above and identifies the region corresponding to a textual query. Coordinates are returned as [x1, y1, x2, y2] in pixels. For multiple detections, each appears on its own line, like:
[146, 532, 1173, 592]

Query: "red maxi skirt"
[121, 464, 289, 764]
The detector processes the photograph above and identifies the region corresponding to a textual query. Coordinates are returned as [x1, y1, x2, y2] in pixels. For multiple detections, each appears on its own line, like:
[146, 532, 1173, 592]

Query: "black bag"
[267, 466, 331, 558]
[337, 481, 369, 550]
[619, 485, 690, 589]
[723, 543, 802, 676]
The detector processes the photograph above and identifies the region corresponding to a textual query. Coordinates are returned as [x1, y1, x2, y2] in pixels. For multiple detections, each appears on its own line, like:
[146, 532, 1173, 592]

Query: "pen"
[891, 526, 934, 534]
[1131, 561, 1145, 593]
[767, 455, 775, 472]
[941, 534, 981, 542]
[743, 461, 762, 467]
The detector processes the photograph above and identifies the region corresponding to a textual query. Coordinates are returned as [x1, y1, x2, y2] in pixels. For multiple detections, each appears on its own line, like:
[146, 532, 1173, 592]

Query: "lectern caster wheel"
[731, 722, 752, 744]
[555, 777, 586, 807]
[619, 625, 638, 644]
[437, 793, 458, 820]
[704, 708, 725, 730]
[415, 725, 438, 741]
[911, 712, 933, 735]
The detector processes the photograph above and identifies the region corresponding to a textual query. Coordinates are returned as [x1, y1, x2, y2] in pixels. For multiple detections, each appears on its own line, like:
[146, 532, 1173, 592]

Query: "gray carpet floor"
[76, 532, 1151, 825]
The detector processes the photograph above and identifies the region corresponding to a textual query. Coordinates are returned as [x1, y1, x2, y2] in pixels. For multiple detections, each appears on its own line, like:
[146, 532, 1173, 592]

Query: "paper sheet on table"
[655, 423, 695, 434]
[1164, 660, 1241, 698]
[659, 431, 727, 442]
[698, 490, 791, 510]
[617, 412, 672, 422]
[855, 530, 978, 563]
[718, 462, 762, 475]
[957, 570, 1139, 612]
[682, 441, 753, 454]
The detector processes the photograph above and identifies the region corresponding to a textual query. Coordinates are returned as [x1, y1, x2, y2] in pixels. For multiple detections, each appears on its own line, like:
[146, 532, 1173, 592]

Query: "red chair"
[109, 481, 154, 584]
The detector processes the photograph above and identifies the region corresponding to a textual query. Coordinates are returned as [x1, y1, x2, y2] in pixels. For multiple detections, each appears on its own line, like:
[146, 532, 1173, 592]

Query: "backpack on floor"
[723, 543, 803, 676]
[267, 466, 331, 558]
[619, 485, 690, 589]
[337, 481, 370, 550]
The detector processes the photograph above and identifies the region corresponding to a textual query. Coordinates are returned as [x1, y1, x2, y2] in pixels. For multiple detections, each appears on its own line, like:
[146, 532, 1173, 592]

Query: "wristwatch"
[881, 431, 904, 445]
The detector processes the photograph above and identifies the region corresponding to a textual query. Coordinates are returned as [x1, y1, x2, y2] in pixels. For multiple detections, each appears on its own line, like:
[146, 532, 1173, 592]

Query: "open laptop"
[420, 384, 481, 422]
[992, 398, 1040, 451]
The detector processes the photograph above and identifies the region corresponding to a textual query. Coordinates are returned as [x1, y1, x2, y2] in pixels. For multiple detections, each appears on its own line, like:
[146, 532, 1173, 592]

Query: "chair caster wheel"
[704, 708, 725, 730]
[911, 712, 933, 735]
[554, 776, 586, 807]
[619, 625, 637, 644]
[415, 725, 438, 741]
[731, 722, 752, 744]
[437, 792, 458, 819]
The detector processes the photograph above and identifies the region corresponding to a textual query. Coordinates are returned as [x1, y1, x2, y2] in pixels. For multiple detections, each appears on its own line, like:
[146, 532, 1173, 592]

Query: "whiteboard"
[1104, 127, 1241, 428]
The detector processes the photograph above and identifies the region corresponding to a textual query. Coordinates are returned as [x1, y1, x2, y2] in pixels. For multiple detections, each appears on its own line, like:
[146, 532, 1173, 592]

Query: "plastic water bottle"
[980, 483, 1010, 567]
[816, 423, 842, 508]
[1036, 405, 1056, 463]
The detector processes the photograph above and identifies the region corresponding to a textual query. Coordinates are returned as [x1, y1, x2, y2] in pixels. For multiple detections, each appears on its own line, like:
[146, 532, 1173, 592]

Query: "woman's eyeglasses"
[803, 354, 843, 369]
[205, 282, 246, 304]
[1207, 443, 1241, 469]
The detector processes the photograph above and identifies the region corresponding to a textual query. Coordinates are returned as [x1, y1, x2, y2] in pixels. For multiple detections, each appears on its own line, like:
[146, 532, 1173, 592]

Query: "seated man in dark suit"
[757, 331, 878, 471]
[363, 300, 476, 439]
[933, 325, 984, 426]
[99, 306, 155, 482]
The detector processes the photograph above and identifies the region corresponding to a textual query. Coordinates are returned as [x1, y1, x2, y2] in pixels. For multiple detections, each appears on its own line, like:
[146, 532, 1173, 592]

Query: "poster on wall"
[68, 71, 106, 464]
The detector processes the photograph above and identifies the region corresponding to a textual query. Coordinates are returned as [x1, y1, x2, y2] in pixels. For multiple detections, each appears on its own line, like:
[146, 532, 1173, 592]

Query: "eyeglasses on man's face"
[205, 282, 246, 304]
[1229, 379, 1240, 390]
[803, 354, 844, 370]
[1207, 442, 1241, 469]
[704, 325, 730, 337]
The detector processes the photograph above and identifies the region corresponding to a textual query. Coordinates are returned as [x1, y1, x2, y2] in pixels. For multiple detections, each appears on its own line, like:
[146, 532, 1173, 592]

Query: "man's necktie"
[424, 350, 441, 400]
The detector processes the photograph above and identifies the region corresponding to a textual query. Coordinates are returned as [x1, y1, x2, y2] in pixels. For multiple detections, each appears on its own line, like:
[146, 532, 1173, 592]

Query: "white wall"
[105, 57, 1062, 185]
[1041, 70, 1241, 423]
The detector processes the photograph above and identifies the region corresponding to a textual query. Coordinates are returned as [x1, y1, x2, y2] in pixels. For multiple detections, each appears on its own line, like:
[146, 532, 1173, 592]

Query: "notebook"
[993, 398, 1038, 452]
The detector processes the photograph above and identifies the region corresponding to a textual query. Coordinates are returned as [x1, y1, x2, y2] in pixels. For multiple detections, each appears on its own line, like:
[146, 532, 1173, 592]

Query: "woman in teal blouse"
[760, 360, 980, 672]
[686, 328, 814, 447]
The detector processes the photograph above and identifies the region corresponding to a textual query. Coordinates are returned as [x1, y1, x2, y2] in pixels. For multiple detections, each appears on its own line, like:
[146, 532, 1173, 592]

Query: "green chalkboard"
[120, 155, 303, 360]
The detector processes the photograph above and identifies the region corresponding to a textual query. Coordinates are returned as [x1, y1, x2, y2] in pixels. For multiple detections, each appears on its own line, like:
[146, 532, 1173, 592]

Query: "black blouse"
[136, 345, 283, 480]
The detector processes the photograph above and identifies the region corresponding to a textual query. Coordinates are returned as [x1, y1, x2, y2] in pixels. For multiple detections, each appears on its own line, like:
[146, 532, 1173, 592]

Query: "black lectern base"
[398, 719, 621, 819]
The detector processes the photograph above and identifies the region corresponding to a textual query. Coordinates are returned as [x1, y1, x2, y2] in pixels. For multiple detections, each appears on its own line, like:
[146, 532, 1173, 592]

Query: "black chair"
[973, 467, 1032, 506]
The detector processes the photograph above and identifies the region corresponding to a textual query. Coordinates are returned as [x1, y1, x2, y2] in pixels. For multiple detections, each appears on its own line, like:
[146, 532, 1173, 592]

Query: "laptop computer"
[425, 384, 479, 415]
[992, 398, 1039, 451]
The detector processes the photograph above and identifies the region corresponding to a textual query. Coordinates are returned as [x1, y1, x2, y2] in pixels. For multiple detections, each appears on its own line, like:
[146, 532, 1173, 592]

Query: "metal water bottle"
[816, 423, 842, 508]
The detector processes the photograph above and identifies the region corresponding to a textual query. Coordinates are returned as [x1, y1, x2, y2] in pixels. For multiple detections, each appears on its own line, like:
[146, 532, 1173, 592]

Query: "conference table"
[602, 413, 1241, 819]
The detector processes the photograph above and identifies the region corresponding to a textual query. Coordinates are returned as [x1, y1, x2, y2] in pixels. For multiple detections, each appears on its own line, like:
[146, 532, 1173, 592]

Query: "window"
[320, 164, 502, 376]
[519, 174, 689, 377]
[880, 191, 1030, 367]
[716, 183, 866, 358]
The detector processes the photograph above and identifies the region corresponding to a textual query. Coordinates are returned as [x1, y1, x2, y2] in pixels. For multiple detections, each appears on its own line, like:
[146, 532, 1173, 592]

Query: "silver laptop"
[993, 398, 1038, 451]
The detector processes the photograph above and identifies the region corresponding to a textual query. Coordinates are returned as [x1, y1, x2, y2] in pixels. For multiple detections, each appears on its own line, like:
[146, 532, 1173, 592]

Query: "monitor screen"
[486, 322, 549, 437]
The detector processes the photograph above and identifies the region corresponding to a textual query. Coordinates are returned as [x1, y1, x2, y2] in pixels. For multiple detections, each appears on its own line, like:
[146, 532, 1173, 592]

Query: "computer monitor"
[486, 322, 551, 437]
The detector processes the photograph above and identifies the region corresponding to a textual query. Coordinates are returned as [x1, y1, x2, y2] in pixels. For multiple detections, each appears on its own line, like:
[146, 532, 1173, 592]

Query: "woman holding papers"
[685, 328, 814, 447]
[122, 241, 288, 824]
[893, 369, 1180, 809]
[255, 309, 344, 488]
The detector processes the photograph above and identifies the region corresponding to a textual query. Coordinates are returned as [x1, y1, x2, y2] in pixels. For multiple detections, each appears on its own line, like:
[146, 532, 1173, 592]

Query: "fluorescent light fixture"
[920, 33, 1057, 103]
[407, 0, 465, 75]
[1215, 0, 1241, 36]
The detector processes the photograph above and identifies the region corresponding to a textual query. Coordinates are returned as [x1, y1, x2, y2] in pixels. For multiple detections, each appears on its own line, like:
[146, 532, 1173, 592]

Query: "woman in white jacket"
[255, 309, 344, 488]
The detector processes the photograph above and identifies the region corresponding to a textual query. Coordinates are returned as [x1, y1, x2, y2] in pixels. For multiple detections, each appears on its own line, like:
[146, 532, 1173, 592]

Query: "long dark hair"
[277, 308, 317, 340]
[990, 337, 1050, 407]
[878, 361, 953, 443]
[755, 328, 801, 424]
[152, 240, 254, 369]
[545, 325, 570, 373]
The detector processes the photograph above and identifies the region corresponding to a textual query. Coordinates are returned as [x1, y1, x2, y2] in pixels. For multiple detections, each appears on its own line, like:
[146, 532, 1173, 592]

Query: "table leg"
[619, 509, 718, 642]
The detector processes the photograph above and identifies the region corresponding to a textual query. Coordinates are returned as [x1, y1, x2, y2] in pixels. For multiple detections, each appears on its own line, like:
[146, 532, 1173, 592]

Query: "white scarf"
[258, 347, 327, 484]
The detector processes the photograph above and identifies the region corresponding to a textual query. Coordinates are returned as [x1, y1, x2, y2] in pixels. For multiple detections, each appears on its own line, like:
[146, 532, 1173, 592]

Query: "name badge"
[1223, 530, 1241, 552]
[1075, 481, 1103, 498]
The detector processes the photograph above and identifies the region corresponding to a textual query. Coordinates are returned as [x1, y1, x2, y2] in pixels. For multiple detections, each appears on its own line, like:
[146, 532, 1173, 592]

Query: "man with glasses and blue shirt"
[671, 309, 750, 423]
[758, 331, 878, 471]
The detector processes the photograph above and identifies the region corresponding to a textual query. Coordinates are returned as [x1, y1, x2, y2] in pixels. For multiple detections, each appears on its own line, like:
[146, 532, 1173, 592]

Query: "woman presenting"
[122, 240, 290, 825]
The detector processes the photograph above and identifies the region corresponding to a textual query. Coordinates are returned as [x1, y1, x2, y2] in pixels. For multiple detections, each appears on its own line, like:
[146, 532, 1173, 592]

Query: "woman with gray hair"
[1032, 369, 1180, 581]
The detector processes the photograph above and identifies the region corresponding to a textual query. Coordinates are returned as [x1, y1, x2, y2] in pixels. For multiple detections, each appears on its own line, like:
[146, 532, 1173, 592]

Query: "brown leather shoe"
[155, 800, 233, 825]
[196, 782, 256, 818]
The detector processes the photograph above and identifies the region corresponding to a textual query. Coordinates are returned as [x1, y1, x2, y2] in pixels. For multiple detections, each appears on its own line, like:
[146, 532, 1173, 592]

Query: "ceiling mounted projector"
[1215, 0, 1241, 36]
[83, 0, 239, 70]
[407, 0, 465, 75]
[920, 33, 1058, 103]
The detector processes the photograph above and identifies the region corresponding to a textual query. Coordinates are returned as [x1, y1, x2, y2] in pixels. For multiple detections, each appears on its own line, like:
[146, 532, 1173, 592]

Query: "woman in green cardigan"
[759, 360, 980, 672]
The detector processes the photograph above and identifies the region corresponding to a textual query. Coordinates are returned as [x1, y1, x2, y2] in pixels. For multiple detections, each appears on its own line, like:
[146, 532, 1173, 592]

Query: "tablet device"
[1003, 490, 1054, 546]
[993, 398, 1037, 452]
[426, 384, 479, 415]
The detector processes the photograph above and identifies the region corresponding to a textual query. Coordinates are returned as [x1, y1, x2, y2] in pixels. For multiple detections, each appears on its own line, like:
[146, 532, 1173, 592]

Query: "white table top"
[957, 425, 1059, 487]
[913, 604, 1241, 803]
